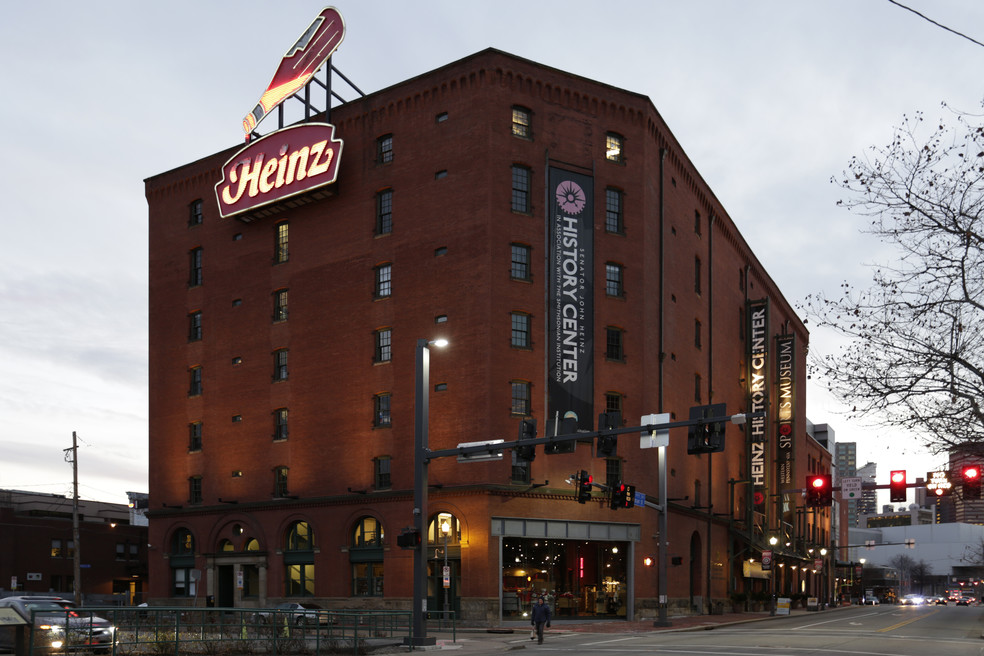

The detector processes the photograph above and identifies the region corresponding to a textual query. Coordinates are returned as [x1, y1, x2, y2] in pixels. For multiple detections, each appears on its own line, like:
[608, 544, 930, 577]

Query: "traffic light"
[687, 403, 726, 454]
[889, 470, 907, 503]
[610, 483, 626, 509]
[622, 484, 636, 508]
[597, 411, 621, 457]
[806, 474, 831, 507]
[515, 418, 537, 464]
[544, 416, 577, 454]
[575, 470, 593, 503]
[396, 529, 420, 549]
[962, 465, 981, 500]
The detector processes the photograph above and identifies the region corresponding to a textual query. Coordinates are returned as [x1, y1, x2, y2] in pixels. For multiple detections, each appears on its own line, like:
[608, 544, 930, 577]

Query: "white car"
[0, 596, 116, 653]
[900, 594, 925, 606]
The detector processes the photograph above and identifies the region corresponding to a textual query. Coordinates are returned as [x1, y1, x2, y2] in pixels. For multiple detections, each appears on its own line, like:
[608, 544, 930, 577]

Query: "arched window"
[351, 517, 384, 596]
[170, 528, 196, 597]
[284, 521, 315, 596]
[219, 539, 234, 552]
[244, 538, 260, 551]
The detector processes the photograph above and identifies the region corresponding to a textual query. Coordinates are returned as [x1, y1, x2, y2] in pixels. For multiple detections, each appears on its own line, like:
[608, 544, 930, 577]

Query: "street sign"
[442, 565, 450, 588]
[841, 476, 862, 499]
[456, 439, 504, 462]
[762, 550, 773, 571]
[640, 413, 670, 449]
[634, 490, 646, 508]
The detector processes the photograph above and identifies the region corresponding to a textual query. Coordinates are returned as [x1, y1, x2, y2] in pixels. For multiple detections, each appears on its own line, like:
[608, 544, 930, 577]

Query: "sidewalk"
[418, 606, 848, 653]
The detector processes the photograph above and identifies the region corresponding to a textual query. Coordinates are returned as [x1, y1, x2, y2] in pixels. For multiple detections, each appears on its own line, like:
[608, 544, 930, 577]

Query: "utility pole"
[64, 432, 81, 606]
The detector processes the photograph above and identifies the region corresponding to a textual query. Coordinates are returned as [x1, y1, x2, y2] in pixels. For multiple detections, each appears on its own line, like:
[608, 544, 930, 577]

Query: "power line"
[887, 0, 984, 49]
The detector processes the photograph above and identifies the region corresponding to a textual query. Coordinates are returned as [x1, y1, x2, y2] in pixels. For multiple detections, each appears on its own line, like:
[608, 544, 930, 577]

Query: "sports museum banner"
[547, 167, 594, 431]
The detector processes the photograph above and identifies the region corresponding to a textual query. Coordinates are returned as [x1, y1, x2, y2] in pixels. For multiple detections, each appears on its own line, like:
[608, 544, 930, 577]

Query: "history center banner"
[547, 167, 594, 431]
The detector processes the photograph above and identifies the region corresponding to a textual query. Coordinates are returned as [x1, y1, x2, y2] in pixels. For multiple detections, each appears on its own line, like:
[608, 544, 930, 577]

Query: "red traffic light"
[812, 477, 827, 489]
[806, 475, 832, 506]
[889, 470, 907, 502]
[963, 466, 980, 481]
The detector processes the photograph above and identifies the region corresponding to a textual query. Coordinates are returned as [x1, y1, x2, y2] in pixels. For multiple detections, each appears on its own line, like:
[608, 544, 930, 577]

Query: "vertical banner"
[547, 167, 594, 431]
[746, 299, 769, 514]
[775, 334, 795, 488]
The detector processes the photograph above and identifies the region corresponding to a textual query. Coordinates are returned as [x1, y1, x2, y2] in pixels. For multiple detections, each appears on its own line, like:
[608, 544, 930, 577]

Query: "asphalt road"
[440, 605, 984, 656]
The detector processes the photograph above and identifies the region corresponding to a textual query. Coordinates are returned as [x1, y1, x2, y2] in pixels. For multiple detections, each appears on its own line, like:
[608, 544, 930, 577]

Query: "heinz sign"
[215, 123, 343, 218]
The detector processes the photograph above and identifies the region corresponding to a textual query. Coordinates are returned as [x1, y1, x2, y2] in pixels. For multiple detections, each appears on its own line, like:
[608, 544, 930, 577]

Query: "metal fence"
[24, 607, 420, 656]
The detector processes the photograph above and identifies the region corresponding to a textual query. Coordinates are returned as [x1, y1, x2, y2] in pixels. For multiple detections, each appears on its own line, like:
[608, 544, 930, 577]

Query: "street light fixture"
[409, 337, 447, 647]
[769, 536, 778, 616]
[442, 519, 451, 622]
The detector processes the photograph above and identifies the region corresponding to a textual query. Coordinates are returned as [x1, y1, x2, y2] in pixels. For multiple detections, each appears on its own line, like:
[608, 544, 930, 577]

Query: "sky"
[1, 1, 982, 506]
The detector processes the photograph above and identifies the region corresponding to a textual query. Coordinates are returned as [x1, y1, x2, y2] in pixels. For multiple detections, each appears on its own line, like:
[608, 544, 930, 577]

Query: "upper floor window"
[189, 247, 203, 287]
[510, 243, 531, 281]
[511, 312, 531, 348]
[694, 373, 702, 403]
[511, 106, 532, 139]
[273, 289, 288, 322]
[273, 466, 289, 498]
[695, 256, 702, 295]
[605, 132, 624, 163]
[189, 476, 203, 505]
[695, 319, 702, 349]
[188, 366, 202, 397]
[374, 457, 392, 490]
[605, 391, 623, 414]
[376, 189, 393, 235]
[374, 263, 392, 298]
[510, 380, 531, 416]
[188, 311, 202, 341]
[374, 328, 392, 363]
[511, 165, 531, 213]
[695, 210, 702, 236]
[606, 263, 624, 297]
[376, 134, 393, 164]
[188, 421, 203, 451]
[605, 188, 624, 234]
[273, 408, 288, 441]
[189, 199, 203, 226]
[273, 349, 289, 382]
[275, 222, 289, 264]
[605, 327, 624, 361]
[374, 393, 392, 428]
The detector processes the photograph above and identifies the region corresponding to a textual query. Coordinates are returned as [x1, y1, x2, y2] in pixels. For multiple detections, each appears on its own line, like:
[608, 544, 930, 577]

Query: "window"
[435, 170, 447, 179]
[510, 243, 531, 281]
[605, 327, 624, 361]
[188, 311, 202, 341]
[376, 134, 393, 164]
[285, 521, 314, 597]
[189, 199, 203, 226]
[189, 247, 202, 287]
[605, 457, 622, 489]
[373, 393, 391, 427]
[188, 366, 202, 396]
[436, 112, 448, 123]
[511, 454, 530, 485]
[606, 263, 624, 297]
[273, 349, 288, 382]
[376, 189, 393, 235]
[510, 380, 531, 416]
[511, 106, 532, 139]
[189, 476, 203, 505]
[695, 210, 702, 236]
[694, 373, 702, 403]
[171, 528, 196, 597]
[273, 408, 288, 441]
[374, 457, 391, 490]
[116, 543, 126, 561]
[695, 256, 702, 294]
[605, 132, 624, 163]
[188, 421, 202, 451]
[695, 319, 702, 349]
[273, 289, 288, 322]
[275, 222, 289, 264]
[605, 392, 623, 414]
[51, 539, 63, 558]
[374, 263, 392, 298]
[605, 188, 624, 233]
[374, 328, 392, 363]
[274, 466, 289, 497]
[511, 312, 531, 348]
[511, 165, 531, 213]
[353, 516, 383, 547]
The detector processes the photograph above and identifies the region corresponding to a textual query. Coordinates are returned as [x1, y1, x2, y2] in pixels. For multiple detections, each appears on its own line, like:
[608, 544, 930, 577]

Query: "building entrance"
[501, 536, 627, 619]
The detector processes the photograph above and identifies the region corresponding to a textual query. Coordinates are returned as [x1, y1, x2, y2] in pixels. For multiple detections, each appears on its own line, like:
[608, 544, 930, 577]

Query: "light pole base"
[404, 636, 438, 647]
[652, 619, 673, 627]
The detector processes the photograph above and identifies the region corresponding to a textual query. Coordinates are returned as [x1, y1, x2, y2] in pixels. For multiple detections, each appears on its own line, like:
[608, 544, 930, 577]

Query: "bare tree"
[890, 552, 916, 593]
[803, 104, 984, 456]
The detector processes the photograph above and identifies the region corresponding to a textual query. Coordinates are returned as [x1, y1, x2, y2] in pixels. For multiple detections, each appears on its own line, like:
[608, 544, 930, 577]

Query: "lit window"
[273, 289, 288, 322]
[50, 539, 63, 558]
[510, 243, 531, 281]
[376, 134, 393, 164]
[606, 133, 624, 163]
[606, 263, 624, 297]
[605, 188, 623, 233]
[511, 165, 531, 213]
[285, 522, 315, 597]
[275, 222, 289, 264]
[374, 393, 391, 427]
[511, 312, 531, 348]
[374, 328, 392, 363]
[376, 189, 393, 235]
[375, 263, 392, 298]
[511, 106, 532, 139]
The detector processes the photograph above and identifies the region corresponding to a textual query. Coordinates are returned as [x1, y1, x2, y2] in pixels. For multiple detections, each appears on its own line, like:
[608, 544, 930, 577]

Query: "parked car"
[900, 594, 925, 606]
[0, 596, 116, 653]
[253, 602, 326, 625]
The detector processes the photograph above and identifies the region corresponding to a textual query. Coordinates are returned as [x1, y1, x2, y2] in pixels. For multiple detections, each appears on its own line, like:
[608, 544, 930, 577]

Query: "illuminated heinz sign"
[216, 7, 346, 219]
[215, 123, 343, 218]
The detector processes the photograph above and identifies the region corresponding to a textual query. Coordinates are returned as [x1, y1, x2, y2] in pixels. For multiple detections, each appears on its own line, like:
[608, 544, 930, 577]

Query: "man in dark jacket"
[530, 596, 552, 644]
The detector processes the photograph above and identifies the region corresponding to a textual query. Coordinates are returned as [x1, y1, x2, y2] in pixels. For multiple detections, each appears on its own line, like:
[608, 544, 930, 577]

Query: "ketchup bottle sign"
[242, 7, 346, 138]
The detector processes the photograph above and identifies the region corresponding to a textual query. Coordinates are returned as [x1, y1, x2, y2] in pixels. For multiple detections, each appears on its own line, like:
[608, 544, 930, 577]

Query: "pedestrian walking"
[530, 596, 552, 644]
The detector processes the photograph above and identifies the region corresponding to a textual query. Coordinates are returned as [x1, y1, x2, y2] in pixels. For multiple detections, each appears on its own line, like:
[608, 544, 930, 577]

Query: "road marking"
[580, 636, 646, 646]
[791, 611, 882, 630]
[878, 608, 940, 632]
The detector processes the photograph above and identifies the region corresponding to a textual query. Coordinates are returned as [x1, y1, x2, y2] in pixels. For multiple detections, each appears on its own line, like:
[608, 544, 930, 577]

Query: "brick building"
[146, 47, 827, 619]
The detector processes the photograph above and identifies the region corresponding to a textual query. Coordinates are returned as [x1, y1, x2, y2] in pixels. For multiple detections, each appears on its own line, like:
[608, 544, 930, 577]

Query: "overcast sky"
[1, 1, 981, 505]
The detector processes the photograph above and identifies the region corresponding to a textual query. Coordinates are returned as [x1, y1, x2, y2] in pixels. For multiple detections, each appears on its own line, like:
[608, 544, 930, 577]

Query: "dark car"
[253, 602, 326, 625]
[956, 596, 974, 606]
[934, 596, 947, 605]
[0, 596, 116, 653]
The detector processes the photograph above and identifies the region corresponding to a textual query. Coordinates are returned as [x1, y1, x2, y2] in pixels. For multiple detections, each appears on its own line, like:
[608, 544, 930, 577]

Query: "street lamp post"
[769, 536, 778, 616]
[442, 520, 451, 622]
[409, 338, 447, 647]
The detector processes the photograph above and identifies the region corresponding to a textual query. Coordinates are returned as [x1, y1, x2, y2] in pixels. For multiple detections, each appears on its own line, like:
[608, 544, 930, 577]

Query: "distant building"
[835, 442, 858, 527]
[0, 489, 147, 604]
[856, 462, 878, 518]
